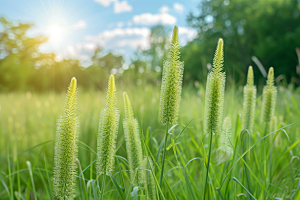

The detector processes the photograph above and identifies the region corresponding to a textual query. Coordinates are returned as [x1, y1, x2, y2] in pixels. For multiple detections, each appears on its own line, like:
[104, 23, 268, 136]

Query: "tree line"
[0, 0, 299, 92]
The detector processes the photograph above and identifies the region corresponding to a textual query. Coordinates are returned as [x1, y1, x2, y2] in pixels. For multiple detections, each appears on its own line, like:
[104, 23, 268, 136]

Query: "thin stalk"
[7, 146, 13, 200]
[16, 154, 21, 200]
[242, 135, 252, 199]
[159, 124, 169, 189]
[77, 159, 88, 200]
[204, 129, 213, 200]
[101, 173, 106, 200]
[262, 123, 268, 199]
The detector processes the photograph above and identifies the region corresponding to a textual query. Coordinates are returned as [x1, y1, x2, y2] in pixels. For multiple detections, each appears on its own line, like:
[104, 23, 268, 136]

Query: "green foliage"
[97, 75, 120, 175]
[53, 77, 78, 199]
[158, 26, 184, 126]
[261, 67, 277, 123]
[204, 38, 226, 136]
[0, 17, 47, 91]
[122, 92, 144, 185]
[1, 83, 300, 199]
[185, 0, 300, 85]
[146, 157, 157, 200]
[242, 66, 257, 133]
[0, 18, 126, 92]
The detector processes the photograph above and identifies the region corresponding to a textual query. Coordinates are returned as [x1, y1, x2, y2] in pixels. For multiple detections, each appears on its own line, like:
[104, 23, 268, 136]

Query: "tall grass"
[203, 38, 225, 200]
[53, 77, 78, 199]
[1, 42, 300, 200]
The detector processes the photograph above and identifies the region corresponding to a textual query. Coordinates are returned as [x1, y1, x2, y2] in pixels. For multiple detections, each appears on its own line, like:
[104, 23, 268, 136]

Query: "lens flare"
[46, 25, 66, 45]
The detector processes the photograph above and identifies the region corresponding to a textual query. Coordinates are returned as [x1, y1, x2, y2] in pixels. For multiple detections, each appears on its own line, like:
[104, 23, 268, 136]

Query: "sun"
[46, 24, 67, 46]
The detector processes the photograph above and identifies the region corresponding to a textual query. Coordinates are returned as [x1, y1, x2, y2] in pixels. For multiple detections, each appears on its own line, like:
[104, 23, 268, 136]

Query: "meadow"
[1, 78, 300, 199]
[1, 30, 300, 200]
[1, 0, 300, 199]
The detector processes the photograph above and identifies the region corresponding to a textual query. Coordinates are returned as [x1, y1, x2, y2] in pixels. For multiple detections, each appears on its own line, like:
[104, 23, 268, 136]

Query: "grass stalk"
[159, 124, 169, 190]
[203, 128, 213, 200]
[7, 147, 13, 200]
[101, 173, 107, 200]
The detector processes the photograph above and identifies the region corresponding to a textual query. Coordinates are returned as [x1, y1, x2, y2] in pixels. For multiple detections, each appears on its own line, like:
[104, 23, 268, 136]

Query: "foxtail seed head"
[158, 25, 184, 126]
[97, 75, 120, 175]
[216, 117, 232, 165]
[53, 77, 79, 199]
[261, 67, 277, 123]
[123, 92, 145, 185]
[204, 38, 226, 135]
[242, 66, 257, 133]
[269, 116, 278, 133]
[220, 117, 232, 151]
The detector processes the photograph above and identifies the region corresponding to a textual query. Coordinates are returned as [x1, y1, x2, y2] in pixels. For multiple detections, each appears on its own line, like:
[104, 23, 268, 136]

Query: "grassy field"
[1, 82, 300, 200]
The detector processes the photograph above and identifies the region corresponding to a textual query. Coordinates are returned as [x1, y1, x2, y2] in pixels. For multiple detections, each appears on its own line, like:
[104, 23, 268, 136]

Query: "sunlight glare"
[46, 25, 66, 46]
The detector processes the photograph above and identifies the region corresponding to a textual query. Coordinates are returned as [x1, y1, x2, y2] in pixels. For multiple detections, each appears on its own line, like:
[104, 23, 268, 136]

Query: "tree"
[185, 0, 300, 85]
[0, 17, 47, 91]
[142, 25, 170, 72]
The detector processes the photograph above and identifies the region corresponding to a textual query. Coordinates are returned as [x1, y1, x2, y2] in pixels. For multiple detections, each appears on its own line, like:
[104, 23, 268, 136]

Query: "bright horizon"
[0, 0, 199, 66]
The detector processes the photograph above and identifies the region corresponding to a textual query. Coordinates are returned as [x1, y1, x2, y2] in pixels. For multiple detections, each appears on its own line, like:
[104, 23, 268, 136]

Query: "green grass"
[1, 83, 300, 199]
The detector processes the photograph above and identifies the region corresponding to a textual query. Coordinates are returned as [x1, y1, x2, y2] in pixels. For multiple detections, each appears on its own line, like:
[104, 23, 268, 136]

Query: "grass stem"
[159, 124, 169, 190]
[101, 173, 106, 200]
[204, 129, 213, 200]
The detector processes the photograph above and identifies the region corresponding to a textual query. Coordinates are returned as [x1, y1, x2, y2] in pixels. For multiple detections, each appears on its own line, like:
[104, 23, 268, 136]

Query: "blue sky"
[0, 0, 199, 66]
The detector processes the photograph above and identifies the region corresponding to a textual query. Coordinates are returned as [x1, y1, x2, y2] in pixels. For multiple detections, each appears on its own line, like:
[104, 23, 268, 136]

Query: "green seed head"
[242, 66, 257, 133]
[261, 67, 277, 123]
[123, 92, 145, 185]
[97, 75, 120, 175]
[216, 117, 232, 165]
[204, 38, 226, 135]
[158, 25, 184, 126]
[221, 117, 232, 150]
[269, 116, 278, 133]
[53, 77, 79, 199]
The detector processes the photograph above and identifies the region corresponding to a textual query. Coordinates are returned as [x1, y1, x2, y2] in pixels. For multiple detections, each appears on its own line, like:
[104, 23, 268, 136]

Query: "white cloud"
[133, 13, 176, 25]
[72, 20, 87, 30]
[94, 0, 132, 13]
[85, 27, 151, 49]
[94, 0, 115, 7]
[174, 3, 184, 12]
[56, 42, 97, 67]
[114, 1, 132, 13]
[159, 5, 169, 13]
[178, 27, 197, 44]
[116, 21, 124, 27]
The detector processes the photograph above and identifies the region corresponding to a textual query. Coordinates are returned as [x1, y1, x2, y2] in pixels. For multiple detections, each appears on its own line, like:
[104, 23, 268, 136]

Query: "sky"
[0, 0, 200, 66]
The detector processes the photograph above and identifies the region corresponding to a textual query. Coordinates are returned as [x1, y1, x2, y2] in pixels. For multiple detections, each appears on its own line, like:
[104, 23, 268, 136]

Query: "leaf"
[230, 177, 257, 200]
[109, 172, 126, 200]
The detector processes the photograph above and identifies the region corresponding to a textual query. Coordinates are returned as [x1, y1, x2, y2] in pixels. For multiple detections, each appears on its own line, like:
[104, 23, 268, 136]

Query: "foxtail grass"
[261, 67, 277, 123]
[96, 75, 119, 200]
[158, 25, 184, 190]
[203, 38, 226, 200]
[216, 117, 233, 165]
[158, 25, 184, 126]
[261, 67, 277, 198]
[97, 74, 119, 176]
[220, 117, 232, 153]
[53, 77, 79, 199]
[123, 92, 145, 186]
[146, 157, 157, 200]
[242, 66, 257, 133]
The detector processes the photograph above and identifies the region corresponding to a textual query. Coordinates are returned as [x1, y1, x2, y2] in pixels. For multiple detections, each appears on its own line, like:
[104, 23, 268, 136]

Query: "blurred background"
[0, 0, 300, 92]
